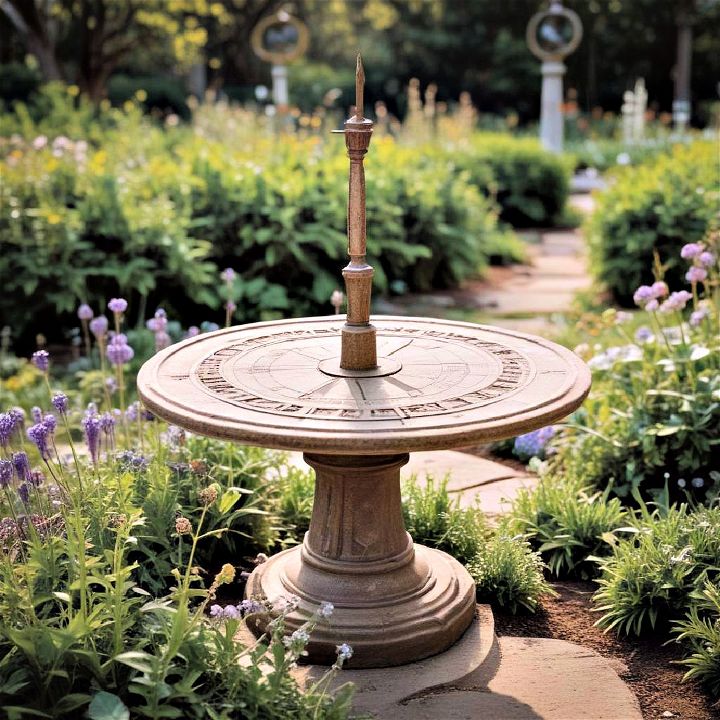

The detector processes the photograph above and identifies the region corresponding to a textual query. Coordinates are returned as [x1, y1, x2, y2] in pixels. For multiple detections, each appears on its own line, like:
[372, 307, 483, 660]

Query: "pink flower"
[686, 266, 707, 283]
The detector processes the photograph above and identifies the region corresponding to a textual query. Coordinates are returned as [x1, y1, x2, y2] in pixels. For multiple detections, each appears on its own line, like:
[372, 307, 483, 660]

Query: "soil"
[494, 581, 718, 720]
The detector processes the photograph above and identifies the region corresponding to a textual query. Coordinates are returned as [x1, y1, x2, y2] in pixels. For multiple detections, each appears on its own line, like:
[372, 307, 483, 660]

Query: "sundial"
[138, 57, 591, 668]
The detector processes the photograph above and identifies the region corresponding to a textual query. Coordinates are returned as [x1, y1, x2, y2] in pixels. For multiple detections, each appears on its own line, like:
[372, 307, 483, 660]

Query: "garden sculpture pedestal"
[137, 316, 590, 667]
[137, 56, 590, 668]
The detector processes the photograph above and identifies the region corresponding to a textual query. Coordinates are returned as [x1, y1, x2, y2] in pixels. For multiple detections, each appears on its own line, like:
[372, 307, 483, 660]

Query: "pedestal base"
[245, 452, 476, 667]
[245, 542, 475, 667]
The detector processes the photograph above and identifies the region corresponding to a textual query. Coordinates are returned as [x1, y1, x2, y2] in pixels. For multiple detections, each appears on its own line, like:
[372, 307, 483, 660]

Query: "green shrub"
[674, 579, 720, 698]
[467, 532, 554, 613]
[456, 134, 572, 227]
[509, 475, 628, 578]
[0, 63, 42, 104]
[402, 474, 487, 566]
[275, 462, 316, 541]
[107, 74, 190, 118]
[594, 504, 720, 637]
[587, 141, 718, 305]
[0, 91, 520, 345]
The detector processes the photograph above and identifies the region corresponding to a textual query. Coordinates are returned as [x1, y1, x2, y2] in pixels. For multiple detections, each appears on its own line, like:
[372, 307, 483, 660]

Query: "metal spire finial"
[355, 53, 365, 119]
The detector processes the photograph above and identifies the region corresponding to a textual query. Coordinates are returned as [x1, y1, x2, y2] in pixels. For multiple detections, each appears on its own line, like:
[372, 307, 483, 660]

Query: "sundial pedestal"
[246, 452, 476, 667]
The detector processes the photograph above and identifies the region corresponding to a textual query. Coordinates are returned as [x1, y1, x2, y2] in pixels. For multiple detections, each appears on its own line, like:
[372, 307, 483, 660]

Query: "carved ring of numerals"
[192, 326, 533, 421]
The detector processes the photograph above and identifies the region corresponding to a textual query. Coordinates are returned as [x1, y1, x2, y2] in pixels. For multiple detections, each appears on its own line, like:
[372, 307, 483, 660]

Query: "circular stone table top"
[137, 316, 591, 455]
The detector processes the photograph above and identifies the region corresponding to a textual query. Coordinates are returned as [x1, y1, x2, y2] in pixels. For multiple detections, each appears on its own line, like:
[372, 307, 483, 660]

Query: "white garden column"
[271, 64, 289, 107]
[540, 60, 566, 154]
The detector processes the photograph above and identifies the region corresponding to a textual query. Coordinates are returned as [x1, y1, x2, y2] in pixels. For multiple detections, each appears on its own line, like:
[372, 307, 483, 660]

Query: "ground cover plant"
[0, 303, 356, 720]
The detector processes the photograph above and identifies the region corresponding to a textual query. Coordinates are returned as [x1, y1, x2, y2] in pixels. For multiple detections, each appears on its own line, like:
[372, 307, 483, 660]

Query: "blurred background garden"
[0, 1, 720, 719]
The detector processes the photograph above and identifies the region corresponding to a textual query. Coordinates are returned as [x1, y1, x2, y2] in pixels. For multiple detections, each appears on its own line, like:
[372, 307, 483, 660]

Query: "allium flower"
[319, 601, 334, 618]
[650, 281, 669, 298]
[82, 409, 101, 465]
[645, 298, 659, 312]
[31, 350, 49, 372]
[686, 266, 708, 283]
[220, 268, 236, 283]
[90, 316, 108, 339]
[106, 376, 118, 394]
[681, 243, 703, 260]
[12, 452, 31, 483]
[690, 307, 710, 327]
[677, 478, 687, 488]
[175, 516, 192, 535]
[108, 298, 128, 314]
[187, 326, 200, 338]
[698, 251, 715, 267]
[146, 308, 168, 333]
[106, 334, 134, 366]
[27, 422, 51, 460]
[336, 643, 353, 661]
[691, 477, 705, 489]
[77, 304, 93, 320]
[513, 426, 556, 460]
[0, 413, 13, 448]
[0, 460, 12, 488]
[330, 290, 344, 312]
[659, 290, 692, 313]
[52, 393, 69, 415]
[634, 326, 654, 344]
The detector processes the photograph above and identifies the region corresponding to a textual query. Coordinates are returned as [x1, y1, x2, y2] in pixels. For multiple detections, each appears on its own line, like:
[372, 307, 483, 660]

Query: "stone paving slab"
[383, 637, 642, 720]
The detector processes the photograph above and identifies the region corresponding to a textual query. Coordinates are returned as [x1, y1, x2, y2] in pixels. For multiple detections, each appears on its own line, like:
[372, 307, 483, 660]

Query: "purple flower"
[691, 477, 705, 489]
[318, 601, 334, 618]
[659, 290, 693, 313]
[336, 643, 353, 661]
[209, 604, 224, 618]
[146, 308, 168, 333]
[18, 483, 30, 504]
[99, 412, 115, 435]
[187, 326, 200, 338]
[82, 410, 101, 465]
[31, 350, 49, 372]
[52, 393, 69, 415]
[9, 407, 25, 428]
[31, 407, 42, 423]
[0, 460, 12, 488]
[239, 599, 265, 614]
[699, 251, 715, 267]
[513, 426, 557, 460]
[108, 298, 128, 314]
[29, 470, 43, 487]
[12, 452, 31, 483]
[221, 268, 236, 283]
[681, 243, 704, 260]
[686, 266, 708, 283]
[126, 401, 140, 422]
[632, 285, 655, 307]
[0, 414, 13, 448]
[690, 308, 709, 327]
[650, 281, 668, 298]
[90, 316, 108, 339]
[106, 376, 118, 394]
[634, 326, 654, 344]
[645, 298, 659, 312]
[77, 304, 93, 321]
[106, 334, 134, 366]
[27, 422, 50, 460]
[225, 300, 237, 313]
[42, 414, 57, 435]
[154, 331, 171, 352]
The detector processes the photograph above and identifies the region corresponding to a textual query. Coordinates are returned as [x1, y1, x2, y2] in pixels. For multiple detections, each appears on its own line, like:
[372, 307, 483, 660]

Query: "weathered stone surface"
[350, 636, 642, 719]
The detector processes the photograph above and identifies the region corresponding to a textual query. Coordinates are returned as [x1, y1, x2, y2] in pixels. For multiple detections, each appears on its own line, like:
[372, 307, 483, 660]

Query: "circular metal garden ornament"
[138, 56, 591, 668]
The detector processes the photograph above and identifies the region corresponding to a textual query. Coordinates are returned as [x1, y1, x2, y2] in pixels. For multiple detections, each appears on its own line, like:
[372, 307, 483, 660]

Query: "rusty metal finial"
[339, 54, 377, 371]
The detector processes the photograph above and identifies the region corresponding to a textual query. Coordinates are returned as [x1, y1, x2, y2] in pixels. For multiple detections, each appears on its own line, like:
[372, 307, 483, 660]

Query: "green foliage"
[587, 141, 718, 305]
[107, 75, 190, 118]
[0, 90, 522, 344]
[402, 475, 487, 566]
[456, 134, 572, 227]
[467, 532, 554, 613]
[274, 463, 316, 542]
[594, 504, 720, 638]
[508, 475, 629, 579]
[674, 579, 720, 698]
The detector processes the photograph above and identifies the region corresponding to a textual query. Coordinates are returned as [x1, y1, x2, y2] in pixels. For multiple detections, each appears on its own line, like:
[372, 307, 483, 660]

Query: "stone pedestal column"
[271, 64, 289, 107]
[540, 60, 566, 154]
[245, 452, 476, 667]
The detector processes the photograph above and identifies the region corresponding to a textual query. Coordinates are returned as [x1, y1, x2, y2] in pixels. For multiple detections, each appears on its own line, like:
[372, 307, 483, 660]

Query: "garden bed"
[495, 582, 717, 720]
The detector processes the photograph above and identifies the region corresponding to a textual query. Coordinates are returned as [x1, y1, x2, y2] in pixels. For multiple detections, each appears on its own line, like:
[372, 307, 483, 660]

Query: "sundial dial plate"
[138, 316, 590, 454]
